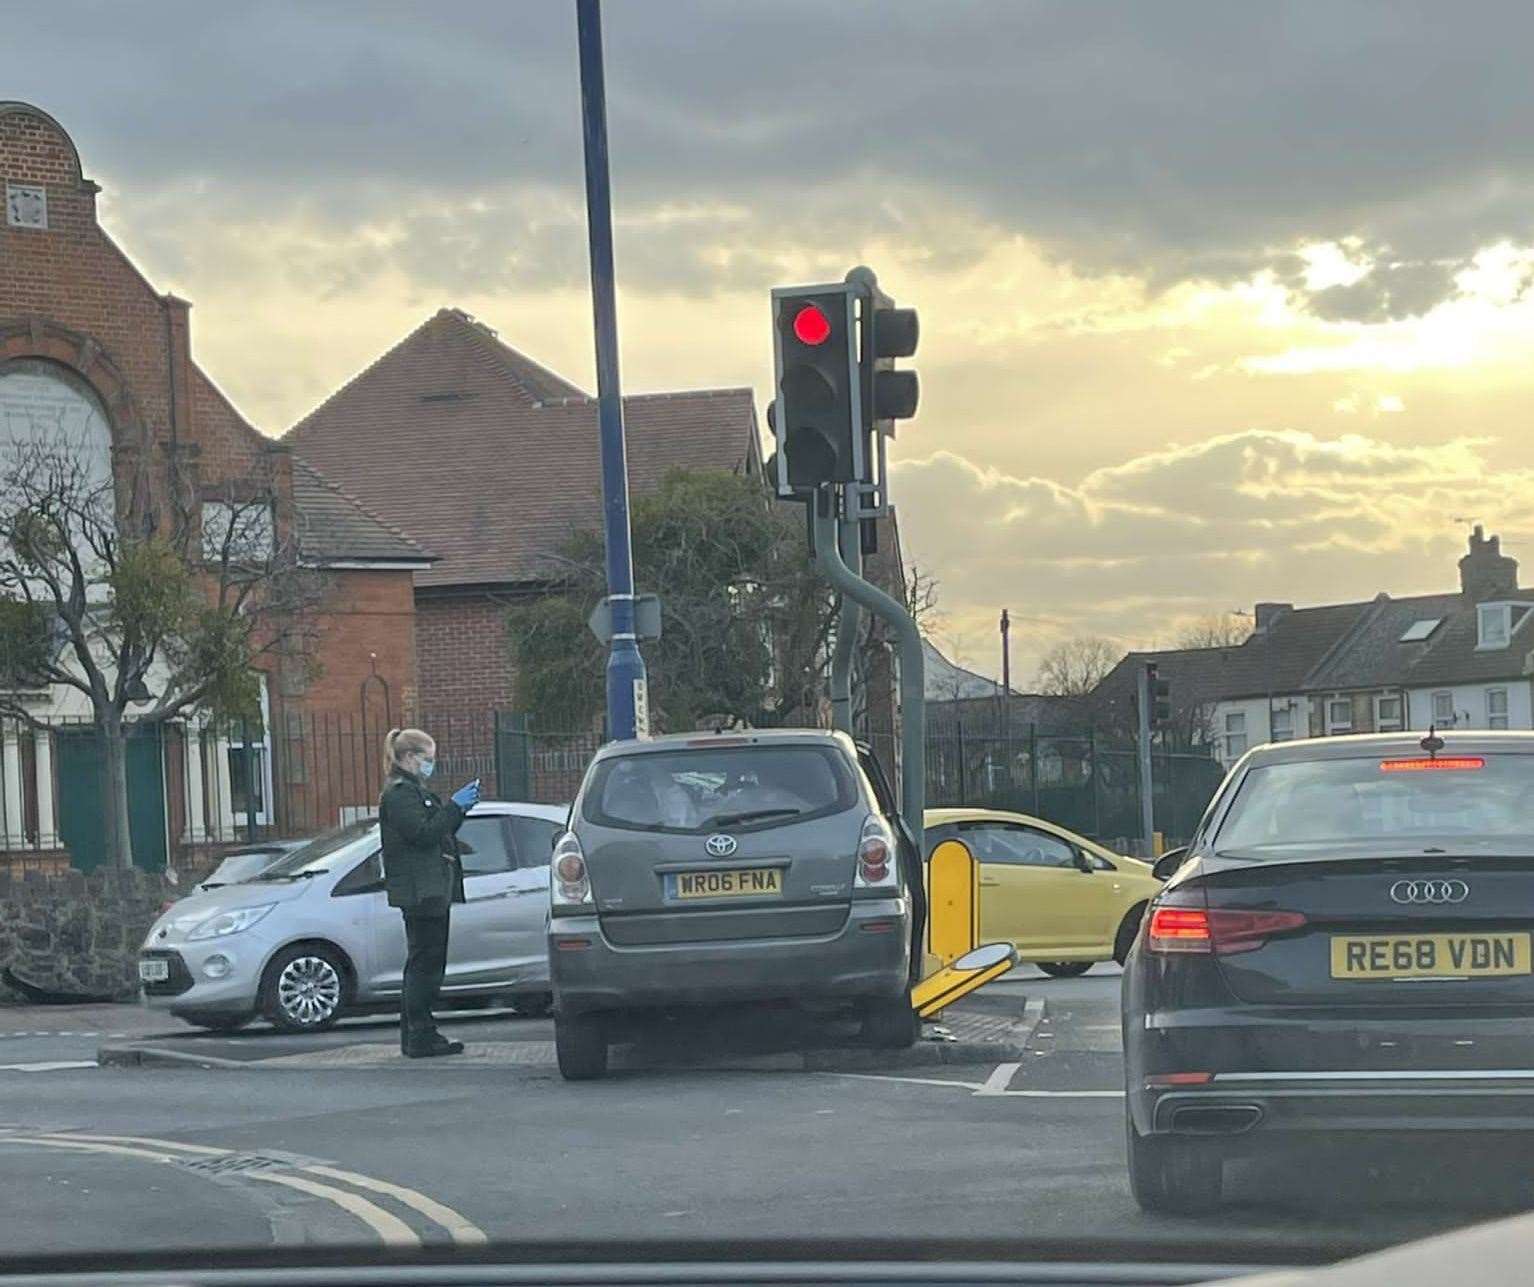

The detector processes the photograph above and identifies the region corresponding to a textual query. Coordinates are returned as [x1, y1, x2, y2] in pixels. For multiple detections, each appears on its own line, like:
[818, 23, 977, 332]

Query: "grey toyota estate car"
[548, 729, 918, 1079]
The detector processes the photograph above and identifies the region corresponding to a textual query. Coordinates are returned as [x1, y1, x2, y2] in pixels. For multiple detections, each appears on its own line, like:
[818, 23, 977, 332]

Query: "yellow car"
[924, 808, 1163, 977]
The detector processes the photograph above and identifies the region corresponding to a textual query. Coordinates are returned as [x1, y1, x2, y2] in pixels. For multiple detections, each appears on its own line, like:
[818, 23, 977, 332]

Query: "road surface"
[2, 969, 1529, 1269]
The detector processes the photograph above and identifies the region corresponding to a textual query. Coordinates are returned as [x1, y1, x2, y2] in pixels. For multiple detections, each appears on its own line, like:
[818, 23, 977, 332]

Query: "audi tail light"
[1147, 892, 1306, 956]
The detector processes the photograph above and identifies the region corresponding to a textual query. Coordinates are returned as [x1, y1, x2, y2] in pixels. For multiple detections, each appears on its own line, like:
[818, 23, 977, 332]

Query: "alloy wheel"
[277, 955, 342, 1027]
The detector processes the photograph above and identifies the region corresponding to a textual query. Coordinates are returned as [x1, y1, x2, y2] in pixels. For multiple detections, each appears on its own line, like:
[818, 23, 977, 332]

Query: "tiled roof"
[1099, 644, 1248, 714]
[1094, 601, 1373, 709]
[1400, 595, 1534, 686]
[289, 456, 433, 565]
[1305, 592, 1465, 691]
[285, 309, 761, 588]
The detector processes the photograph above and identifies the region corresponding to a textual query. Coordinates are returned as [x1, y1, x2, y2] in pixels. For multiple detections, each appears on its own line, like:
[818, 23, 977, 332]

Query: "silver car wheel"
[277, 955, 342, 1027]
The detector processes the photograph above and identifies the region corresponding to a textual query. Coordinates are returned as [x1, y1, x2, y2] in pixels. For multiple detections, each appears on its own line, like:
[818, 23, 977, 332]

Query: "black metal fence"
[898, 727, 1225, 850]
[0, 710, 1225, 876]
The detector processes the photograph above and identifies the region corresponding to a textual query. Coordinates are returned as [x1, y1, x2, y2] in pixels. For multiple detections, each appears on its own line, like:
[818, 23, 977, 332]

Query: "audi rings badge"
[1389, 879, 1470, 905]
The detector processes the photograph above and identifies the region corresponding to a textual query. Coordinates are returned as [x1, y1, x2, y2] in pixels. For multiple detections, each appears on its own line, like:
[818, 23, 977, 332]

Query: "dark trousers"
[401, 904, 451, 1051]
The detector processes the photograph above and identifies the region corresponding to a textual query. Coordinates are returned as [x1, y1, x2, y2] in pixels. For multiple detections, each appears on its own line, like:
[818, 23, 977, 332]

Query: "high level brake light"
[1380, 756, 1485, 773]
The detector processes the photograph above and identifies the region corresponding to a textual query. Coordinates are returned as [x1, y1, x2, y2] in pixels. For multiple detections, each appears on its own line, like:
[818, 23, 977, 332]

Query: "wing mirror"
[1152, 846, 1189, 881]
[1072, 850, 1095, 874]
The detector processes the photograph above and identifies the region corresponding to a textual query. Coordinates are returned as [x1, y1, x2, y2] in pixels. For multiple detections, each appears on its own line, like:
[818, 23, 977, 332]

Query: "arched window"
[0, 358, 117, 588]
[0, 358, 114, 487]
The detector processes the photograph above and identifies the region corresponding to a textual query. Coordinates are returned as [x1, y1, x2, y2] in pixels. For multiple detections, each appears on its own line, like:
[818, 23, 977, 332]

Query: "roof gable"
[286, 310, 761, 587]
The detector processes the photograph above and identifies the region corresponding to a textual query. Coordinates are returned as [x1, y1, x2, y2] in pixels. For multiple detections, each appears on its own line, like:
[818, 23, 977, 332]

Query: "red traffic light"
[792, 304, 832, 346]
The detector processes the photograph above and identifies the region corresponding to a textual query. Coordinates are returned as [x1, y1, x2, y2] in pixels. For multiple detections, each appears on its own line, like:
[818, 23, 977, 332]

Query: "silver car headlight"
[187, 904, 276, 941]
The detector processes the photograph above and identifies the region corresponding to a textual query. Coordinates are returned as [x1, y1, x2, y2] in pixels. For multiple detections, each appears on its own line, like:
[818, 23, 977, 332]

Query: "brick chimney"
[1254, 602, 1293, 632]
[1459, 525, 1519, 601]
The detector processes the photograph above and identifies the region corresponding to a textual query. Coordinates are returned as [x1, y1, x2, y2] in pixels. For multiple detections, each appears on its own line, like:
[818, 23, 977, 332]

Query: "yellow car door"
[957, 821, 1085, 957]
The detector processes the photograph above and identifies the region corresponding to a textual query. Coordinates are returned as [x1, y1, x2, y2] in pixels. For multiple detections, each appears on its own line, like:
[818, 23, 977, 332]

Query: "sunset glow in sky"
[12, 1, 1534, 682]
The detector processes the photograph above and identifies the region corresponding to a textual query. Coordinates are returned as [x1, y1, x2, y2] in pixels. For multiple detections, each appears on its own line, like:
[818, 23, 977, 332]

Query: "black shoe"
[404, 1036, 464, 1058]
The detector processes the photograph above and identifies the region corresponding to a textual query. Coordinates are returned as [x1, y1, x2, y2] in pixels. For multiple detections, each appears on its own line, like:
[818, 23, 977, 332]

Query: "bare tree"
[1034, 636, 1120, 697]
[1175, 613, 1251, 649]
[0, 436, 326, 868]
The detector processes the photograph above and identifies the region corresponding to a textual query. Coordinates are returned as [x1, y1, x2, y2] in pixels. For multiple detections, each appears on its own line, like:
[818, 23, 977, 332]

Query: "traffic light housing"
[771, 285, 861, 496]
[857, 280, 920, 437]
[1147, 663, 1172, 726]
[770, 270, 921, 503]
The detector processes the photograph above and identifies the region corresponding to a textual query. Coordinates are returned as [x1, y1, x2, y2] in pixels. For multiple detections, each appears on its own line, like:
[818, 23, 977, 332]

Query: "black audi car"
[1123, 730, 1534, 1213]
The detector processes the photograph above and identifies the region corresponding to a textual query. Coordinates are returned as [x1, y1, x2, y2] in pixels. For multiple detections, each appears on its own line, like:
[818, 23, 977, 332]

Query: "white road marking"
[827, 1072, 987, 1091]
[975, 1061, 1022, 1096]
[825, 1071, 1121, 1098]
[0, 1060, 96, 1072]
[998, 1089, 1124, 1098]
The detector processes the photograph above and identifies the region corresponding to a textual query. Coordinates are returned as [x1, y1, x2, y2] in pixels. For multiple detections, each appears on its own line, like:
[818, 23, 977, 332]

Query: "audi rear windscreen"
[1215, 754, 1534, 858]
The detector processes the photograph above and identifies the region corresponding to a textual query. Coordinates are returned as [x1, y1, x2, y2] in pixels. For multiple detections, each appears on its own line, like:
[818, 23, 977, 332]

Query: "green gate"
[56, 725, 168, 872]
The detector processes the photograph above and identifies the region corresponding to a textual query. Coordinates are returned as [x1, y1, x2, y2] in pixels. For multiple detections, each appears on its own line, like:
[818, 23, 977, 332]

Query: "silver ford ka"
[138, 801, 567, 1032]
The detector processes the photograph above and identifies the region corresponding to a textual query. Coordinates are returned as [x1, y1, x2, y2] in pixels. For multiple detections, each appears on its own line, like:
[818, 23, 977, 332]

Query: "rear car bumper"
[1126, 998, 1534, 1136]
[549, 898, 911, 1014]
[1142, 1070, 1534, 1136]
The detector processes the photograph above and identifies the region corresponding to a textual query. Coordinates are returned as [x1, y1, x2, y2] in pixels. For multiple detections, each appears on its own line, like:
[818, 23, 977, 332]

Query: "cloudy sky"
[11, 1, 1534, 681]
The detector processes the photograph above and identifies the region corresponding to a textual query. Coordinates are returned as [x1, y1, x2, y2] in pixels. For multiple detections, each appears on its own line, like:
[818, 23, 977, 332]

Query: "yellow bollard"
[912, 943, 1018, 1019]
[926, 837, 979, 967]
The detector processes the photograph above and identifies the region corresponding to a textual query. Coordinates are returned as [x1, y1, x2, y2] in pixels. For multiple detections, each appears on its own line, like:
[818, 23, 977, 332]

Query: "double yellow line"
[0, 1131, 487, 1248]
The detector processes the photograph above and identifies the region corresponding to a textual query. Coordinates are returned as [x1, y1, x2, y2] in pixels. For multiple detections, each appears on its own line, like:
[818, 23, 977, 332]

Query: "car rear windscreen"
[584, 745, 856, 834]
[1216, 753, 1534, 854]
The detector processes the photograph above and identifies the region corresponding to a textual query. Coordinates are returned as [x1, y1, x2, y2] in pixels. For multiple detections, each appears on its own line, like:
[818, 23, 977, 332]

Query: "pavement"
[93, 985, 1042, 1073]
[3, 965, 1533, 1272]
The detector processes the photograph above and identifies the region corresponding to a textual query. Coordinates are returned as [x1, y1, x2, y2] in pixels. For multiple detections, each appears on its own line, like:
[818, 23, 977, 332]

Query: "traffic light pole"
[828, 484, 863, 736]
[813, 500, 924, 846]
[576, 0, 647, 740]
[1136, 663, 1154, 854]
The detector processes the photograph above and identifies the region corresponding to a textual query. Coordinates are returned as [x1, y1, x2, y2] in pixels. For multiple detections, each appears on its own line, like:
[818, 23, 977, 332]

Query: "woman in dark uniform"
[378, 728, 480, 1058]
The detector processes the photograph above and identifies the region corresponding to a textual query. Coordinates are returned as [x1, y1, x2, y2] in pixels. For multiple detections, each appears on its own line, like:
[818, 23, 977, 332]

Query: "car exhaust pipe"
[1169, 1104, 1263, 1135]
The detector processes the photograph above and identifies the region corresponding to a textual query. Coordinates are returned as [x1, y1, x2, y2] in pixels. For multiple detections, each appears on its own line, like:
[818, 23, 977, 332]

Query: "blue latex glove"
[451, 780, 480, 810]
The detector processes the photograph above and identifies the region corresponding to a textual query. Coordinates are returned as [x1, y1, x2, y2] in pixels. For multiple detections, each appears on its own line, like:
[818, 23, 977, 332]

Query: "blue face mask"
[418, 758, 436, 779]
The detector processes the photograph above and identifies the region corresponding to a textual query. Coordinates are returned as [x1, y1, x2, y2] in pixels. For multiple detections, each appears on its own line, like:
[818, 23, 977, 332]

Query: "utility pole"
[1136, 662, 1155, 855]
[576, 0, 648, 741]
[1000, 608, 1012, 801]
[999, 609, 1011, 705]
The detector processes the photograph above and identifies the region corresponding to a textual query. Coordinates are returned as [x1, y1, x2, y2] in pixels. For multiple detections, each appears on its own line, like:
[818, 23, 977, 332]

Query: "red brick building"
[0, 102, 432, 869]
[287, 308, 762, 728]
